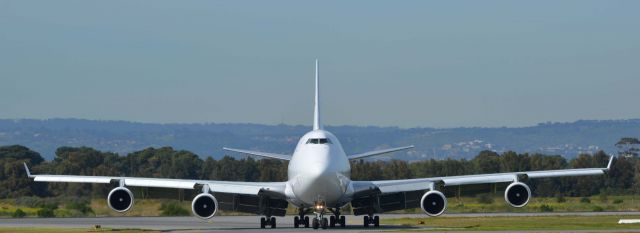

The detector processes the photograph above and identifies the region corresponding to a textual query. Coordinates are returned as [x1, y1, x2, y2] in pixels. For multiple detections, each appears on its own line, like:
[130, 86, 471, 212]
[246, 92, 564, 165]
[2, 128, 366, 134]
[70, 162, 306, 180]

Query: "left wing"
[347, 145, 414, 160]
[348, 156, 613, 216]
[353, 155, 613, 193]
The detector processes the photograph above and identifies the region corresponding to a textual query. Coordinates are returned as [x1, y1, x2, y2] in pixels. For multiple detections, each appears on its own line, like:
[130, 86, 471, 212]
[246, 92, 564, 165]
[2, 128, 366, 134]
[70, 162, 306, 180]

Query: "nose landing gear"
[310, 201, 331, 230]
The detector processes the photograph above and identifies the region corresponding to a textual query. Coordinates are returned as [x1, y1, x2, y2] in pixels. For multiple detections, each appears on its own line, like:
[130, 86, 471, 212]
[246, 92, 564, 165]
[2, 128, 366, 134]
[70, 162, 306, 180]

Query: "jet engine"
[420, 190, 447, 216]
[191, 193, 219, 219]
[504, 182, 531, 207]
[108, 187, 134, 212]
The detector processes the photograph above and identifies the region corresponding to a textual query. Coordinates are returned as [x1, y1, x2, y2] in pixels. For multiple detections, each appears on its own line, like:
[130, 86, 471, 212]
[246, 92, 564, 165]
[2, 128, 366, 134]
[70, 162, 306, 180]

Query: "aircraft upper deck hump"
[313, 59, 322, 130]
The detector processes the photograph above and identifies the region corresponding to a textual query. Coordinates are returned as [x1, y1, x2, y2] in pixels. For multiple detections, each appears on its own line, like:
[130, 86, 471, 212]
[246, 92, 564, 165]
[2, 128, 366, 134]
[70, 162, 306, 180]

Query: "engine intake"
[108, 187, 134, 212]
[504, 182, 531, 208]
[192, 193, 218, 219]
[420, 190, 447, 216]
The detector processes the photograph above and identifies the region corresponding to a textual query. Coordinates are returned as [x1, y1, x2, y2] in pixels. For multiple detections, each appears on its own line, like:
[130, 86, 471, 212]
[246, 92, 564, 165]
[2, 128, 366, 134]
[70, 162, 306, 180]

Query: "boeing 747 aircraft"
[24, 60, 613, 229]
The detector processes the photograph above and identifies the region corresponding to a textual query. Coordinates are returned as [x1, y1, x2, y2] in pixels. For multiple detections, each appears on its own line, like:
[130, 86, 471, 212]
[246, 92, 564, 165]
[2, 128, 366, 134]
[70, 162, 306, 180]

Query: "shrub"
[66, 201, 93, 214]
[555, 195, 566, 203]
[15, 196, 43, 208]
[159, 201, 189, 216]
[12, 209, 26, 218]
[539, 204, 553, 212]
[613, 199, 624, 204]
[37, 208, 55, 218]
[599, 193, 608, 203]
[580, 197, 591, 203]
[592, 205, 604, 212]
[476, 194, 494, 204]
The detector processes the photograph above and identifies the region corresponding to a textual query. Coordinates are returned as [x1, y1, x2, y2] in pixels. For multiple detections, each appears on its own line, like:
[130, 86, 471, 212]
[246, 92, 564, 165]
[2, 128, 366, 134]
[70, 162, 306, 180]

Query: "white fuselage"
[286, 129, 351, 208]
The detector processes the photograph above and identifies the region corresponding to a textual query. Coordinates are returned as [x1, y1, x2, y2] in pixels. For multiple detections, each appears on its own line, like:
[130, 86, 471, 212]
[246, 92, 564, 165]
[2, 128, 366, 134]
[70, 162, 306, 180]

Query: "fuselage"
[286, 129, 351, 208]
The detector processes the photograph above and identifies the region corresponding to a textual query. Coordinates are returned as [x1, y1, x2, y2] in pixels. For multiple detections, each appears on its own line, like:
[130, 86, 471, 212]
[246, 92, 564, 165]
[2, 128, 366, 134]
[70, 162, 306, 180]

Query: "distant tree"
[566, 152, 608, 196]
[616, 137, 640, 157]
[607, 156, 635, 193]
[0, 145, 47, 198]
[381, 160, 412, 179]
[499, 151, 530, 172]
[472, 150, 500, 173]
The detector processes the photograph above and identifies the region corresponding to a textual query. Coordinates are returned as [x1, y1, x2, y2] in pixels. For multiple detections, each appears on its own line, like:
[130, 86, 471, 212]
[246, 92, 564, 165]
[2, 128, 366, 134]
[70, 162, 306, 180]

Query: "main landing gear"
[260, 216, 276, 229]
[294, 208, 310, 228]
[363, 215, 380, 228]
[328, 208, 346, 228]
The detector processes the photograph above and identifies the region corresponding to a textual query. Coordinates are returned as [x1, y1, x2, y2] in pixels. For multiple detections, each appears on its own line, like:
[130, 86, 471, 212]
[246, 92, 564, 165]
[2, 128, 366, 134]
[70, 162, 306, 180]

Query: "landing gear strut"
[363, 215, 379, 228]
[294, 208, 310, 228]
[328, 208, 346, 228]
[311, 202, 329, 230]
[260, 216, 276, 229]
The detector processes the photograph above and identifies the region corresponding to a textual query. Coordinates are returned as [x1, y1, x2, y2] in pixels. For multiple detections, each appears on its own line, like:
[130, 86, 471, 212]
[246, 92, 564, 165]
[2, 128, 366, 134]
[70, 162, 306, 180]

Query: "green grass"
[0, 227, 158, 233]
[388, 195, 640, 214]
[2, 195, 640, 217]
[383, 215, 640, 231]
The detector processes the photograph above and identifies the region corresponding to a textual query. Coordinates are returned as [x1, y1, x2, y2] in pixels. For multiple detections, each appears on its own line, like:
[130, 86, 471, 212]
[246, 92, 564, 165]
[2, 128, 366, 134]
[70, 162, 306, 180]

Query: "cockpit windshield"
[306, 138, 332, 144]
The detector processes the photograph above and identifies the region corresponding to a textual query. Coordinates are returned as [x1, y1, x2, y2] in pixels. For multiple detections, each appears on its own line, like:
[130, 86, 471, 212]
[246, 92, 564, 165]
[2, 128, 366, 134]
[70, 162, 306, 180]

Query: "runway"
[1, 212, 639, 233]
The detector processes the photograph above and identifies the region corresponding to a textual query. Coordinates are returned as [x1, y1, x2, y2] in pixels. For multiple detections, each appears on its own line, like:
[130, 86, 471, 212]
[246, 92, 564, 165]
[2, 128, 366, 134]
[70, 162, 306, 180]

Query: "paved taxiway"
[1, 212, 640, 232]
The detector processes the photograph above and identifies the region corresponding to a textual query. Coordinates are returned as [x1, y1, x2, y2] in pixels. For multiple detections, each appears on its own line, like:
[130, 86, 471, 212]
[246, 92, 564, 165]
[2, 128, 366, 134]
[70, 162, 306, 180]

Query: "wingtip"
[23, 162, 33, 178]
[606, 155, 614, 170]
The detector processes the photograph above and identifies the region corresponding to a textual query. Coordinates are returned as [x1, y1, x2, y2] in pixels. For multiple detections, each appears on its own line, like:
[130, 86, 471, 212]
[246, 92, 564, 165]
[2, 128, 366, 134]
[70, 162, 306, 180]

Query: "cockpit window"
[306, 138, 332, 144]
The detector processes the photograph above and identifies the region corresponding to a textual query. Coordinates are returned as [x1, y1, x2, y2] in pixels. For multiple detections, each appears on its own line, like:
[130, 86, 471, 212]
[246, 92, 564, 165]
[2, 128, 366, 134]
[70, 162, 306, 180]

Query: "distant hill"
[0, 118, 638, 161]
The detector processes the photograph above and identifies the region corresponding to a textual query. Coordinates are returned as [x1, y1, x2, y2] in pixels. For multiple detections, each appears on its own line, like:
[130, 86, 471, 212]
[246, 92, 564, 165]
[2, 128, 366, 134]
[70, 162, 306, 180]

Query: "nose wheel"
[312, 217, 328, 229]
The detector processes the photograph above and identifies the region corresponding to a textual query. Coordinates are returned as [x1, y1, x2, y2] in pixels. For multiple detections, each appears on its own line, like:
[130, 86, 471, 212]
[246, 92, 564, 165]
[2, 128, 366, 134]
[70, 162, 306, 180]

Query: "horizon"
[2, 117, 639, 129]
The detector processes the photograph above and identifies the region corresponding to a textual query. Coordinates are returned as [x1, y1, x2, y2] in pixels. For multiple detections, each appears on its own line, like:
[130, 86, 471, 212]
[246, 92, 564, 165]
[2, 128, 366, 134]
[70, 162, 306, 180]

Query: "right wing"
[24, 162, 286, 195]
[223, 147, 292, 161]
[24, 163, 289, 216]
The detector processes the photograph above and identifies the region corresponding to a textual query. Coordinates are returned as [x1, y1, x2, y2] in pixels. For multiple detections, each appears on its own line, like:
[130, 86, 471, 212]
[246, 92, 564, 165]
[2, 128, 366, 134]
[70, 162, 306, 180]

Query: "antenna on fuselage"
[313, 59, 323, 130]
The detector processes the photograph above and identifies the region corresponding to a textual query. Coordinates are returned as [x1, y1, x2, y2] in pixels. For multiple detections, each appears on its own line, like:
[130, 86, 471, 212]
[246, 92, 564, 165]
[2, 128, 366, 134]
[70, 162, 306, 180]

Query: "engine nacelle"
[420, 190, 447, 216]
[191, 193, 219, 219]
[108, 187, 134, 212]
[504, 182, 531, 208]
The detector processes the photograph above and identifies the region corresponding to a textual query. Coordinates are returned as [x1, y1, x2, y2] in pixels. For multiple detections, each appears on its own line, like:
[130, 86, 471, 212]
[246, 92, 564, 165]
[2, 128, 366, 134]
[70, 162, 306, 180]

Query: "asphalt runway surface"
[1, 212, 640, 232]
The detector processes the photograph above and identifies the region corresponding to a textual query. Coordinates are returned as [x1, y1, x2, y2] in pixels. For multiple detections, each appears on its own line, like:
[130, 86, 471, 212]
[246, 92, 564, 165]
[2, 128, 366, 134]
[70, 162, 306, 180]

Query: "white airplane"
[24, 60, 613, 230]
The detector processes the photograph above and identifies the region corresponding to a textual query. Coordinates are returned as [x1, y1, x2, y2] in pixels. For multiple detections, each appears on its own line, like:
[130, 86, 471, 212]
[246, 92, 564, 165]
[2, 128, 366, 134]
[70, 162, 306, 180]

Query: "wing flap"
[440, 174, 516, 186]
[525, 168, 604, 178]
[124, 178, 197, 189]
[33, 175, 113, 184]
[223, 147, 292, 161]
[347, 145, 414, 160]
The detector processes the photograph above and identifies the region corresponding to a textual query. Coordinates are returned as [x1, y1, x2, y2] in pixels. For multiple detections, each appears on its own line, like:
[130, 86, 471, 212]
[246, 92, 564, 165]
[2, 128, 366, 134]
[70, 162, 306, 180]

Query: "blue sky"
[1, 1, 638, 128]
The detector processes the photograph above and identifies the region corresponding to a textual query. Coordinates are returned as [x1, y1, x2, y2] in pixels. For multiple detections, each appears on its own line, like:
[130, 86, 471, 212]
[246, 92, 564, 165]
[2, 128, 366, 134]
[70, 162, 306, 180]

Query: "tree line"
[1, 145, 637, 199]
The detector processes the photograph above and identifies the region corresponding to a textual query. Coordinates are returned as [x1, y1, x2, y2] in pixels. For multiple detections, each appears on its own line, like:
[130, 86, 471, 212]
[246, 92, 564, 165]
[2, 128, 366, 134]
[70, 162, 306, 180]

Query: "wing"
[23, 162, 286, 196]
[354, 155, 613, 193]
[223, 147, 292, 161]
[24, 163, 289, 216]
[347, 145, 414, 160]
[348, 155, 613, 215]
